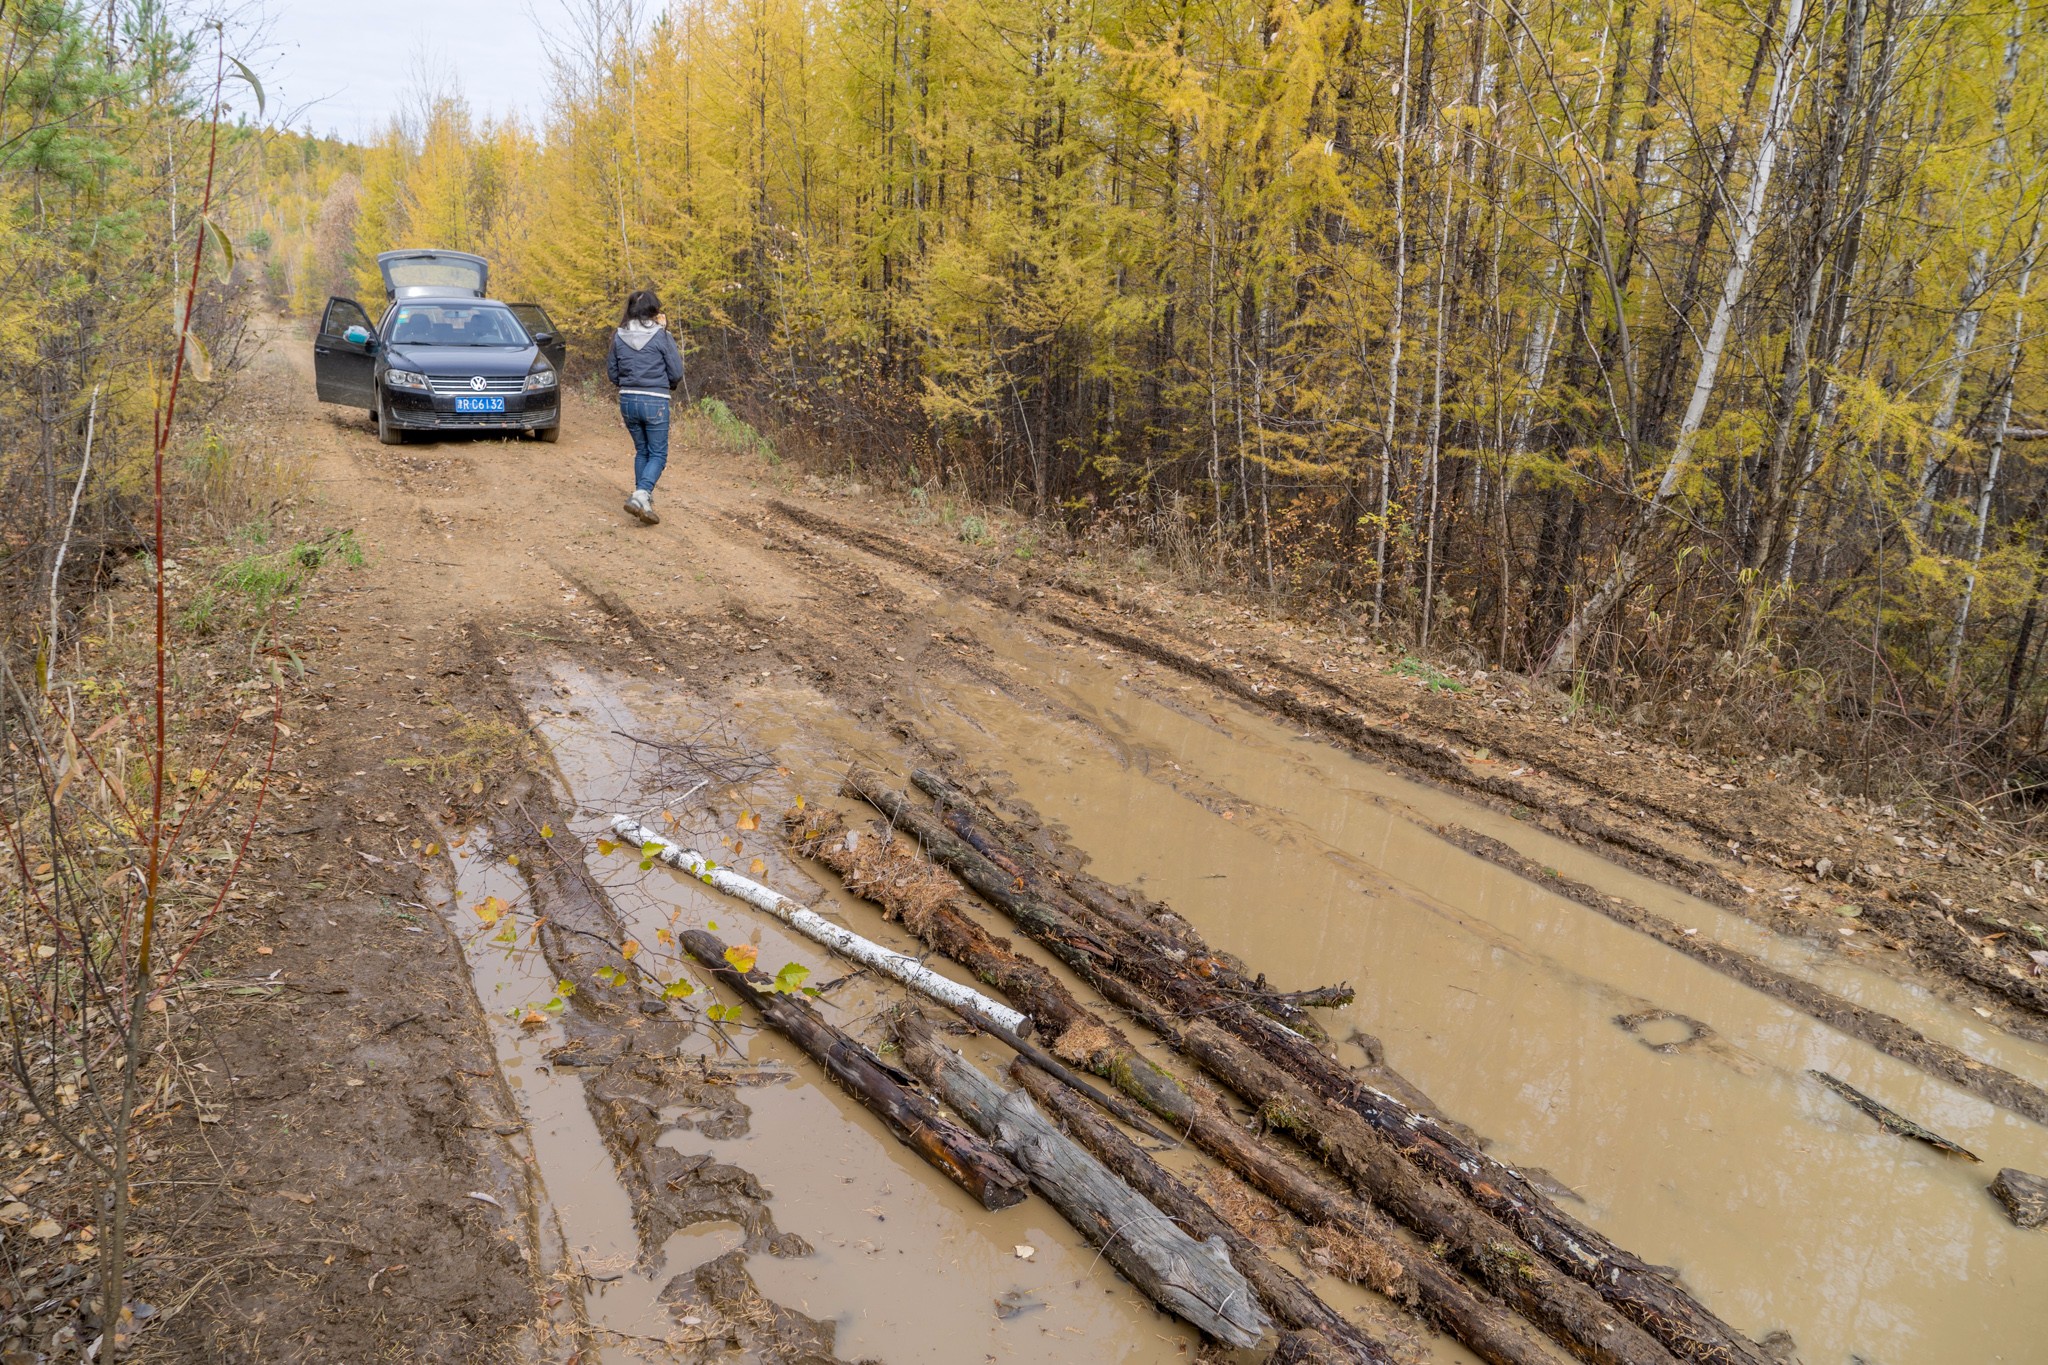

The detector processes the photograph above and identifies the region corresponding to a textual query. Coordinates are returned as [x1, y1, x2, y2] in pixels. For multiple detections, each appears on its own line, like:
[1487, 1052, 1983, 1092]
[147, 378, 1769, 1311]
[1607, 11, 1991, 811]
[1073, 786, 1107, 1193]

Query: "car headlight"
[524, 369, 557, 392]
[386, 369, 430, 391]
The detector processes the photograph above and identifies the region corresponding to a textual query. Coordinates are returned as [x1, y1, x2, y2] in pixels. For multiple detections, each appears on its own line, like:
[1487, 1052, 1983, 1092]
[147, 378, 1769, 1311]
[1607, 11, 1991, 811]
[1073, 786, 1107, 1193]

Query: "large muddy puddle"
[450, 575, 2048, 1362]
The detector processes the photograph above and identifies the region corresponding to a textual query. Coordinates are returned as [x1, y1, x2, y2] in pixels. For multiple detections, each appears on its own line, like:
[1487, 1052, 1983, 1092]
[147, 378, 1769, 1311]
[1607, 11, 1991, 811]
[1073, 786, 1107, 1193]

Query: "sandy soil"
[116, 322, 2048, 1363]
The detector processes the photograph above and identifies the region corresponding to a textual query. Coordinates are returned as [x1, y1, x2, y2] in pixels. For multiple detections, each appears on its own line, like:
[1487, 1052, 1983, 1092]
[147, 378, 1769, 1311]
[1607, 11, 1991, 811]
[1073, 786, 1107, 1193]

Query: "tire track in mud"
[754, 498, 2048, 1124]
[1436, 825, 2048, 1124]
[423, 639, 877, 1363]
[759, 500, 1745, 892]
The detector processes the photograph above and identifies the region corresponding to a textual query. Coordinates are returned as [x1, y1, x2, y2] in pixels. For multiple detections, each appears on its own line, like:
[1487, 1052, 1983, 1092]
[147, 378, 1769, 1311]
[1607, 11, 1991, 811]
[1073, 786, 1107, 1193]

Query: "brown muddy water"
[455, 598, 2048, 1363]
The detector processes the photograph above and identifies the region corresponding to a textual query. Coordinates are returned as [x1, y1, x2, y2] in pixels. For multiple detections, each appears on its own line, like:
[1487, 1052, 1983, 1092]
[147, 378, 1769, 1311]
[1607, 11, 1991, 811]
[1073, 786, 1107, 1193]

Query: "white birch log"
[608, 815, 1030, 1035]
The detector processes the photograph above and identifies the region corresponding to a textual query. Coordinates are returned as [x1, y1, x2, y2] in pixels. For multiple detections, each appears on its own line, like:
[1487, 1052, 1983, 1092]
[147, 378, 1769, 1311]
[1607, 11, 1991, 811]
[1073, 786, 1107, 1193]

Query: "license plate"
[454, 395, 505, 413]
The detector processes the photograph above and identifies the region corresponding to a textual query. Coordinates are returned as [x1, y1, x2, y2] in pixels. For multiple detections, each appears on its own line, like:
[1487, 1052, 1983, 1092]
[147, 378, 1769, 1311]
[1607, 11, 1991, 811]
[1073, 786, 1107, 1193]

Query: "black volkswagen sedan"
[312, 250, 566, 444]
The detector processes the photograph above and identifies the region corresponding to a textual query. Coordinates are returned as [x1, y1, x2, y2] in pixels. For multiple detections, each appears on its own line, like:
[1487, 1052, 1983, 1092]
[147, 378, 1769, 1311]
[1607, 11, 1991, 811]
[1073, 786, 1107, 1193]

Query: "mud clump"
[588, 1052, 813, 1261]
[659, 1250, 872, 1363]
[1988, 1168, 2048, 1228]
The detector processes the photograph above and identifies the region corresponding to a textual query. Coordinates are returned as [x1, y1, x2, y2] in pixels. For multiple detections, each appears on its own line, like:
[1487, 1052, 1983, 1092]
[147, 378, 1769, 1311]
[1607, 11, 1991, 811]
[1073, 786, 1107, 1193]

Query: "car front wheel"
[536, 424, 560, 444]
[377, 402, 404, 445]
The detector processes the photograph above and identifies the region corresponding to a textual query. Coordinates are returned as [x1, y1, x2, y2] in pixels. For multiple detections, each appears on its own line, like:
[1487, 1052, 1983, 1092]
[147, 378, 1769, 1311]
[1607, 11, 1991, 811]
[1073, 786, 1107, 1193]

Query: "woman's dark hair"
[621, 289, 662, 325]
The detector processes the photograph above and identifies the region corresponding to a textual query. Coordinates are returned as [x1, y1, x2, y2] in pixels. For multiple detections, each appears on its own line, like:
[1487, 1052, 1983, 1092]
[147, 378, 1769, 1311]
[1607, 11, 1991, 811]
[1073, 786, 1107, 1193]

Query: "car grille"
[427, 375, 524, 395]
[432, 411, 535, 427]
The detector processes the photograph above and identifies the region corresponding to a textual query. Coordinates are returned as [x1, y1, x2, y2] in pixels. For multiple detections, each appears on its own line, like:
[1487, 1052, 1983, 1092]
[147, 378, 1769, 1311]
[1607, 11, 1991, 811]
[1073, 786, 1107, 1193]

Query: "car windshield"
[388, 304, 529, 348]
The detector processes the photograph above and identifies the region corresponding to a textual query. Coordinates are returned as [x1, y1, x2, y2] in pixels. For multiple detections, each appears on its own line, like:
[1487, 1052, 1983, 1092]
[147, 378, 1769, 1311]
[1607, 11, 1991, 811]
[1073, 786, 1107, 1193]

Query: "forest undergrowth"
[0, 7, 352, 1357]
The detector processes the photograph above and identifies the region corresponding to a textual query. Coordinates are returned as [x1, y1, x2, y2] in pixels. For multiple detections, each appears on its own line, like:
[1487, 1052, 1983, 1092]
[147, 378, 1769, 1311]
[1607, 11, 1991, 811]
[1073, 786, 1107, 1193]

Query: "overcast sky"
[257, 2, 559, 138]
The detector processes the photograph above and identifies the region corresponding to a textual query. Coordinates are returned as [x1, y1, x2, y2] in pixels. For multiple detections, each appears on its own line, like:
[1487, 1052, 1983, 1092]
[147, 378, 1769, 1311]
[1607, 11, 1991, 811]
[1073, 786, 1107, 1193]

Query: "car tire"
[377, 402, 404, 446]
[536, 424, 561, 444]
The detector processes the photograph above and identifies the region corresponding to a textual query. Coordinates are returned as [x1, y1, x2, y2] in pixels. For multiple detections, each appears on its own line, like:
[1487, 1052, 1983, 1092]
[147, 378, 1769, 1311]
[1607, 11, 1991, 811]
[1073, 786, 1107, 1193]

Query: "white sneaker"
[625, 490, 660, 525]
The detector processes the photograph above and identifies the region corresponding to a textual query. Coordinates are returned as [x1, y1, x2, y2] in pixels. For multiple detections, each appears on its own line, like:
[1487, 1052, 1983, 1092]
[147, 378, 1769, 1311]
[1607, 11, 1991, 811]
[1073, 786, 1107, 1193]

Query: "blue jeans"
[620, 393, 671, 493]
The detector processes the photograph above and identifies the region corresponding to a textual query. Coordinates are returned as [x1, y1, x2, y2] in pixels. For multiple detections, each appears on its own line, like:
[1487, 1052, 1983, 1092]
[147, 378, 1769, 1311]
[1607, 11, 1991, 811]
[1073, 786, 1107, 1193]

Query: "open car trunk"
[377, 249, 488, 301]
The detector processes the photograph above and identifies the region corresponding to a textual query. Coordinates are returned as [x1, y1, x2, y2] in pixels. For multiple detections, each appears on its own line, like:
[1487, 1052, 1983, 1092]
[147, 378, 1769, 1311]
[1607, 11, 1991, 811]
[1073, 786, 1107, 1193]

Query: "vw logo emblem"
[469, 375, 488, 391]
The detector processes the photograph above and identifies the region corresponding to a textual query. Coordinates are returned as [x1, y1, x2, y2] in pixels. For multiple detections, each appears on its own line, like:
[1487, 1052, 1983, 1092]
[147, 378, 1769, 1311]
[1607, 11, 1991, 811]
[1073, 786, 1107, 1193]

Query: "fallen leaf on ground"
[28, 1219, 61, 1240]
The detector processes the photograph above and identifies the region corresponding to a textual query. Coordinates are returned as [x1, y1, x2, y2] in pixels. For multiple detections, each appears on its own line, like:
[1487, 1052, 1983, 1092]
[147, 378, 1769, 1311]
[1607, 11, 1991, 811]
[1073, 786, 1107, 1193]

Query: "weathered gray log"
[1010, 1059, 1393, 1364]
[852, 768, 1718, 1365]
[792, 806, 1572, 1365]
[892, 1012, 1271, 1349]
[680, 930, 1028, 1212]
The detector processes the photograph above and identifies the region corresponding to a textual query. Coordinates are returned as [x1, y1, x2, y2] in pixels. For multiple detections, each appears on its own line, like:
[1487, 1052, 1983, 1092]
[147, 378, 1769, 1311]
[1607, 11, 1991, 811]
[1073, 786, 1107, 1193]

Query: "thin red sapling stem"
[102, 29, 228, 1356]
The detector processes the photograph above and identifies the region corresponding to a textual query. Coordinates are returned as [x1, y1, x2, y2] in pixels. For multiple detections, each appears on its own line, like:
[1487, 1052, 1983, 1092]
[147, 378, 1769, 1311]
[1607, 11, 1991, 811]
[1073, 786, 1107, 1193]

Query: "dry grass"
[786, 807, 962, 938]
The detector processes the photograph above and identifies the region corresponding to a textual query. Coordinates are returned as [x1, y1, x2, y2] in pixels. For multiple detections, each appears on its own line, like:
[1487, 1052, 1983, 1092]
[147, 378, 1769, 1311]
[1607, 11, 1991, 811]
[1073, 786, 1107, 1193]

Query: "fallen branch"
[679, 929, 1028, 1211]
[892, 1011, 1270, 1349]
[613, 815, 1029, 1034]
[1810, 1070, 1980, 1161]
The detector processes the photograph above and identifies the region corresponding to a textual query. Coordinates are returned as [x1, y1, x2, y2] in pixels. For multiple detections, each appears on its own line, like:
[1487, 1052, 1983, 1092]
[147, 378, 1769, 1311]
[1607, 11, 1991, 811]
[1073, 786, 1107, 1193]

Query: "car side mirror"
[343, 325, 372, 347]
[532, 331, 556, 346]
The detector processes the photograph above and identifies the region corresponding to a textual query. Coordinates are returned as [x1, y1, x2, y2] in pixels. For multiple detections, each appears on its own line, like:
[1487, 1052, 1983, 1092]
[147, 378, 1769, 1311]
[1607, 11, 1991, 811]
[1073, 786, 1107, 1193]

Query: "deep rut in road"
[449, 564, 2048, 1362]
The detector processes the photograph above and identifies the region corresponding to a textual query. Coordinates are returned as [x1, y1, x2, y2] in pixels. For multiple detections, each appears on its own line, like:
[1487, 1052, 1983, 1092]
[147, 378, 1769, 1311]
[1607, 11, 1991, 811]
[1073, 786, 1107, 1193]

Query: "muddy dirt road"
[159, 328, 2048, 1363]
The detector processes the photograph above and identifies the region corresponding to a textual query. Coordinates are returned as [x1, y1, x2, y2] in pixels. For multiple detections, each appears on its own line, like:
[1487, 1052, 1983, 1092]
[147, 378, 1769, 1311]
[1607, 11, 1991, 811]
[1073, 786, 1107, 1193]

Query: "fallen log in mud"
[789, 805, 1575, 1365]
[615, 815, 1030, 1035]
[1810, 1071, 1981, 1161]
[678, 928, 1030, 1212]
[850, 767, 1767, 1365]
[891, 1011, 1271, 1349]
[1008, 1058, 1393, 1364]
[906, 774, 1350, 1042]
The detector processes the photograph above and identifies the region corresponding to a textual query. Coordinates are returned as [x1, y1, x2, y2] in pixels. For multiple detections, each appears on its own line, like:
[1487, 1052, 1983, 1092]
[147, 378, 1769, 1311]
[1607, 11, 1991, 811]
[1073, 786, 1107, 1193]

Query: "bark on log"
[909, 768, 1351, 1040]
[892, 1012, 1271, 1349]
[791, 806, 1571, 1365]
[850, 769, 1750, 1365]
[679, 929, 1028, 1212]
[1010, 1059, 1394, 1365]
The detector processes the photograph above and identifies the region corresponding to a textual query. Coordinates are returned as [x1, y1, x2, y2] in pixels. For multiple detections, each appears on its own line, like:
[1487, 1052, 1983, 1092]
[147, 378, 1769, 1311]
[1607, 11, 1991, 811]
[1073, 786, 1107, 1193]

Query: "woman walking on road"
[607, 289, 685, 525]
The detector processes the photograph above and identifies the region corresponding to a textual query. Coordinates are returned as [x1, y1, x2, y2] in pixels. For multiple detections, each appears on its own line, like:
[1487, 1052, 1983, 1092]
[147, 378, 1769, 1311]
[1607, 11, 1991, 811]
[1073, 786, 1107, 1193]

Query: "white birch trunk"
[610, 816, 1031, 1035]
[1916, 0, 2026, 537]
[1373, 0, 1415, 627]
[1946, 212, 2040, 691]
[1541, 0, 1810, 675]
[1420, 132, 1459, 647]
